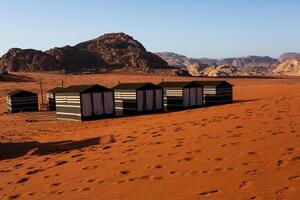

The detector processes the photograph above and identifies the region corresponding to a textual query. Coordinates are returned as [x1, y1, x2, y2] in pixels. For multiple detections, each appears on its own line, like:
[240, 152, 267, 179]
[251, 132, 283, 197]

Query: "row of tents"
[7, 80, 233, 121]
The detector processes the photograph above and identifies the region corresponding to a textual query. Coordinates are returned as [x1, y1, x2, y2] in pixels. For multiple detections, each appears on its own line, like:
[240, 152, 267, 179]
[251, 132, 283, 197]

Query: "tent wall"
[81, 93, 93, 117]
[56, 90, 115, 121]
[189, 88, 197, 106]
[114, 88, 163, 116]
[56, 94, 82, 120]
[103, 92, 114, 115]
[155, 89, 163, 110]
[92, 93, 104, 115]
[163, 88, 183, 110]
[7, 95, 38, 113]
[162, 86, 203, 110]
[203, 86, 232, 106]
[114, 90, 137, 115]
[183, 88, 190, 107]
[196, 87, 203, 106]
[145, 90, 154, 111]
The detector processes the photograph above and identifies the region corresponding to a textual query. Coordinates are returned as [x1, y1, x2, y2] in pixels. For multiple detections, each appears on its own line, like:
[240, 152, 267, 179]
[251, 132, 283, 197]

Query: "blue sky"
[1, 0, 300, 58]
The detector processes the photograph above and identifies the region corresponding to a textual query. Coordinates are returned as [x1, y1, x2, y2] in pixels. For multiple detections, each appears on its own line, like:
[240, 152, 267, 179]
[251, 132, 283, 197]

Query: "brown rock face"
[76, 33, 168, 71]
[45, 46, 107, 71]
[0, 48, 60, 72]
[0, 33, 168, 72]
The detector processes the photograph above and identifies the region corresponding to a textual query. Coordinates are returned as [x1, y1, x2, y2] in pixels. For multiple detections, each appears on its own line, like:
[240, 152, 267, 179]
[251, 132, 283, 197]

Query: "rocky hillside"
[45, 46, 107, 72]
[218, 56, 279, 69]
[0, 48, 60, 72]
[156, 52, 279, 75]
[0, 33, 168, 72]
[198, 65, 245, 77]
[156, 52, 217, 67]
[272, 60, 300, 76]
[279, 53, 300, 62]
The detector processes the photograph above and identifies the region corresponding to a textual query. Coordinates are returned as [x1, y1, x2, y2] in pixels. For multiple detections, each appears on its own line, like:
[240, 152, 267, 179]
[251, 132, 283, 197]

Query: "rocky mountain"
[156, 52, 286, 76]
[156, 52, 279, 76]
[0, 48, 60, 72]
[218, 56, 279, 73]
[272, 60, 300, 76]
[198, 65, 245, 77]
[156, 52, 217, 67]
[45, 46, 107, 71]
[0, 33, 168, 72]
[76, 33, 167, 71]
[279, 53, 300, 62]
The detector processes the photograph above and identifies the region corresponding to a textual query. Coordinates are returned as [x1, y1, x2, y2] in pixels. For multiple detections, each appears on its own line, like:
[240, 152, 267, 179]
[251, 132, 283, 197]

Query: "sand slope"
[0, 73, 300, 200]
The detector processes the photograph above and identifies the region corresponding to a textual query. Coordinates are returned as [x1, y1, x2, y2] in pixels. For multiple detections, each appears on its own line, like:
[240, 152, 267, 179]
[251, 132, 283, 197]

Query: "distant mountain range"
[155, 52, 300, 76]
[1, 33, 300, 76]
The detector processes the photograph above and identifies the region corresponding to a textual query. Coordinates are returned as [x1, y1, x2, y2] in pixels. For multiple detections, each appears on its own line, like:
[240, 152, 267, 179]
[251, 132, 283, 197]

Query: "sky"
[1, 0, 300, 58]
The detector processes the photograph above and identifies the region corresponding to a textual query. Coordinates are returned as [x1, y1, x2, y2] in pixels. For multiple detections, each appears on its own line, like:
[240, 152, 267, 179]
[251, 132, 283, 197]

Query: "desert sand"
[0, 72, 300, 200]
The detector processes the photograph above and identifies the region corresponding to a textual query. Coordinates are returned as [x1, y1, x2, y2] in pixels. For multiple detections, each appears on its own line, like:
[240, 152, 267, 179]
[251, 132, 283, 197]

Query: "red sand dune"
[0, 72, 300, 200]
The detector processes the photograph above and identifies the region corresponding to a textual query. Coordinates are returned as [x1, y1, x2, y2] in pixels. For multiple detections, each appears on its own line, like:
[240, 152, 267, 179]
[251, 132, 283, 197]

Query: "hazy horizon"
[1, 0, 300, 58]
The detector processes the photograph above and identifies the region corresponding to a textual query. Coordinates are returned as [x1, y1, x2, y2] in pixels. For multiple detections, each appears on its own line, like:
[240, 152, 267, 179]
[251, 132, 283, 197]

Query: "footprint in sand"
[16, 177, 29, 184]
[27, 169, 43, 175]
[177, 157, 194, 162]
[239, 180, 251, 189]
[75, 157, 85, 162]
[81, 187, 91, 191]
[120, 170, 130, 175]
[8, 194, 21, 199]
[244, 169, 259, 175]
[55, 160, 68, 166]
[169, 171, 177, 175]
[198, 189, 219, 196]
[51, 182, 61, 187]
[150, 176, 164, 181]
[28, 192, 35, 196]
[71, 153, 83, 158]
[288, 175, 300, 181]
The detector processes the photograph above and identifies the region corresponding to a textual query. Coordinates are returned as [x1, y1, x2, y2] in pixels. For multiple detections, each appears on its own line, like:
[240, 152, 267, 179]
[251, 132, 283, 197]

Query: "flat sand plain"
[0, 73, 300, 200]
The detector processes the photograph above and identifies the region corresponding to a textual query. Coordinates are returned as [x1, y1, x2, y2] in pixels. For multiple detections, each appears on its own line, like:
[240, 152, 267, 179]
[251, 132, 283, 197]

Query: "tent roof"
[47, 87, 63, 93]
[57, 84, 111, 94]
[113, 82, 161, 90]
[193, 81, 233, 87]
[7, 89, 37, 96]
[158, 81, 201, 88]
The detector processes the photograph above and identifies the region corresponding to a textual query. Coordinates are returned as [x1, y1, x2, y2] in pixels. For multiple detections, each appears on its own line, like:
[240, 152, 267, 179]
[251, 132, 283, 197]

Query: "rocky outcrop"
[218, 56, 279, 70]
[45, 46, 107, 72]
[156, 52, 280, 75]
[76, 33, 168, 71]
[279, 53, 300, 62]
[272, 60, 300, 76]
[156, 52, 217, 68]
[0, 48, 60, 72]
[0, 33, 168, 72]
[199, 65, 245, 77]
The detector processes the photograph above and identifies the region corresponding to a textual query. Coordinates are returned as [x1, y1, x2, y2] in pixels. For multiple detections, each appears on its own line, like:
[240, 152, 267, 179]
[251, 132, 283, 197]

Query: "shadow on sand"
[0, 136, 113, 161]
[0, 73, 33, 82]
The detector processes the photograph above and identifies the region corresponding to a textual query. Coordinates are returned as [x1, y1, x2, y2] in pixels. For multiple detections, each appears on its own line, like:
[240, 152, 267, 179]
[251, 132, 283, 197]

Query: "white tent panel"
[155, 89, 163, 110]
[146, 90, 154, 111]
[190, 88, 197, 106]
[81, 93, 93, 117]
[183, 88, 190, 107]
[137, 90, 144, 111]
[92, 92, 104, 115]
[196, 87, 203, 105]
[103, 92, 114, 114]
